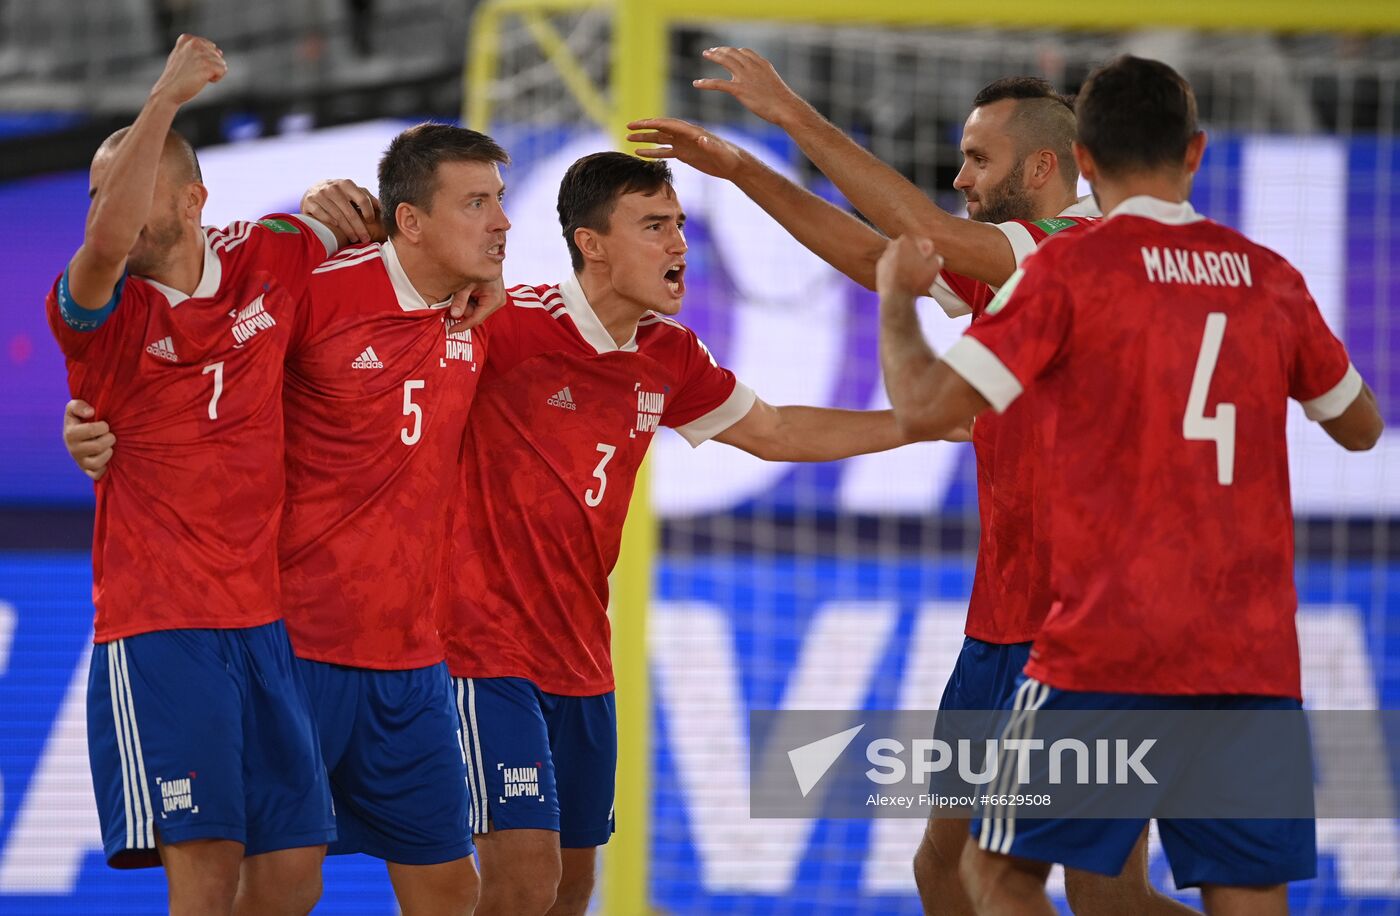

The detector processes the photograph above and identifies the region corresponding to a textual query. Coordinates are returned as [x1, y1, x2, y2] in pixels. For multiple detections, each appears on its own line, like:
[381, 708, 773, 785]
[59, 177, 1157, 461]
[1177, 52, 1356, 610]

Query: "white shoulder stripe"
[638, 311, 686, 330]
[1301, 362, 1363, 422]
[313, 249, 383, 273]
[942, 336, 1024, 413]
[329, 243, 376, 261]
[221, 224, 255, 253]
[212, 221, 255, 253]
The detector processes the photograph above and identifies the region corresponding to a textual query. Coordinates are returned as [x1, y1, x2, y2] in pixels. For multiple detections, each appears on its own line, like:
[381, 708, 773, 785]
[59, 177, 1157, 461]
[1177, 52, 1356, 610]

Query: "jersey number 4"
[1183, 313, 1236, 485]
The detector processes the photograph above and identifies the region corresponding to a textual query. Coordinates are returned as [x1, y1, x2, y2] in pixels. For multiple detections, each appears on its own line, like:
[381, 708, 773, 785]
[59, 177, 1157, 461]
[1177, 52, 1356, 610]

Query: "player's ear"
[1071, 141, 1097, 186]
[572, 226, 607, 265]
[183, 181, 208, 221]
[1185, 130, 1208, 176]
[395, 202, 423, 244]
[1028, 149, 1057, 189]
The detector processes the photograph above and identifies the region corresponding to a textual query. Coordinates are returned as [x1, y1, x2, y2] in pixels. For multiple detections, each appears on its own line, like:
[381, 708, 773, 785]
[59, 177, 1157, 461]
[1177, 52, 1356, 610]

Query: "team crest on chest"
[229, 287, 277, 347]
[441, 322, 476, 370]
[632, 382, 666, 438]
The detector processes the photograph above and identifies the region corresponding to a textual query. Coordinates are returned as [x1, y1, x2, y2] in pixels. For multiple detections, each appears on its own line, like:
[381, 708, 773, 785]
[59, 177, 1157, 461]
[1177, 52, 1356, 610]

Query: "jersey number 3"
[585, 443, 617, 507]
[1183, 313, 1236, 486]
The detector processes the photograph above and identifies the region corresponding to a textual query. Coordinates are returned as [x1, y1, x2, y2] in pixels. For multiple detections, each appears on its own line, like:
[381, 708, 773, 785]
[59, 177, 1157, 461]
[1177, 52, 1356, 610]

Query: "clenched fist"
[877, 236, 944, 301]
[150, 34, 226, 108]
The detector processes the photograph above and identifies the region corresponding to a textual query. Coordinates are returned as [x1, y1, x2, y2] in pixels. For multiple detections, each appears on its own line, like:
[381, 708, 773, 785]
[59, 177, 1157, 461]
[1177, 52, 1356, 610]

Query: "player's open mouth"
[487, 243, 506, 261]
[664, 264, 685, 296]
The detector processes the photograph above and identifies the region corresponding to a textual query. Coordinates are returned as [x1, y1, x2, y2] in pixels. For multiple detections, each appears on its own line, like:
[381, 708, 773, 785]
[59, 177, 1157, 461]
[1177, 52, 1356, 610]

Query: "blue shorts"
[453, 676, 617, 849]
[299, 659, 473, 865]
[939, 637, 1033, 712]
[971, 677, 1317, 888]
[930, 638, 1032, 798]
[86, 621, 334, 868]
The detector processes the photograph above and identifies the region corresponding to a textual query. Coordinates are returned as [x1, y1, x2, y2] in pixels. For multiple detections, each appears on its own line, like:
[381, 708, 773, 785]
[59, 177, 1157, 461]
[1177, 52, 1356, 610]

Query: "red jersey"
[943, 196, 1360, 698]
[442, 277, 754, 694]
[929, 203, 1098, 644]
[46, 215, 335, 642]
[278, 241, 484, 669]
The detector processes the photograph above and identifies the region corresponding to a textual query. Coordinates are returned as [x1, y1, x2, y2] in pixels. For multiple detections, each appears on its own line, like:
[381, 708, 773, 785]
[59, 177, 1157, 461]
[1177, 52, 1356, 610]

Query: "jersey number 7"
[1183, 313, 1236, 486]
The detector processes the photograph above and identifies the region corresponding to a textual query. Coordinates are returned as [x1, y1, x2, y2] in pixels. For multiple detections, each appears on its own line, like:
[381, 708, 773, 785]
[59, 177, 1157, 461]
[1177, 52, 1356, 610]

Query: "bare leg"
[234, 844, 327, 916]
[959, 842, 1056, 916]
[914, 816, 977, 916]
[1200, 884, 1290, 916]
[1064, 827, 1200, 915]
[545, 846, 598, 916]
[156, 834, 244, 916]
[386, 856, 481, 916]
[474, 828, 562, 916]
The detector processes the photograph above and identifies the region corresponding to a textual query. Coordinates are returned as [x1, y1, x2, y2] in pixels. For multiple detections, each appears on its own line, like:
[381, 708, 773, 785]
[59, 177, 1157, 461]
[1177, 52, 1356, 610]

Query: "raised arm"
[67, 35, 225, 311]
[694, 47, 1017, 287]
[628, 117, 887, 290]
[876, 236, 990, 440]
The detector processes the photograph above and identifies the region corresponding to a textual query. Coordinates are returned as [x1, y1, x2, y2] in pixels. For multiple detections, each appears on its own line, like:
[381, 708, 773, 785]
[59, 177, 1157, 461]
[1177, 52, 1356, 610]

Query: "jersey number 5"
[401, 380, 425, 446]
[585, 443, 617, 507]
[1183, 313, 1236, 485]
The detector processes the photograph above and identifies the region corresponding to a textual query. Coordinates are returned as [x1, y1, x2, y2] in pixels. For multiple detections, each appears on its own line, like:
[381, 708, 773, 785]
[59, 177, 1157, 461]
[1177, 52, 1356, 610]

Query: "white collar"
[381, 238, 452, 312]
[144, 228, 222, 307]
[1061, 195, 1101, 218]
[559, 274, 638, 354]
[1106, 195, 1204, 225]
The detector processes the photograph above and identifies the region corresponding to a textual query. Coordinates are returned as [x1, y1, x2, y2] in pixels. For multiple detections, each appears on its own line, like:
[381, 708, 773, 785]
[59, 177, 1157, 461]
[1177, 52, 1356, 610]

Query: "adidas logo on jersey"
[351, 346, 384, 370]
[547, 387, 578, 411]
[145, 336, 178, 362]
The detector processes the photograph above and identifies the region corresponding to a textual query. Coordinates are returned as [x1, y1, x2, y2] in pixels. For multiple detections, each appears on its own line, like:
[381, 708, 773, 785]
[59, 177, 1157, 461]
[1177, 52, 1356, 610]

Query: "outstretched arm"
[67, 35, 226, 311]
[694, 46, 1017, 287]
[713, 398, 913, 461]
[629, 117, 887, 290]
[877, 236, 990, 440]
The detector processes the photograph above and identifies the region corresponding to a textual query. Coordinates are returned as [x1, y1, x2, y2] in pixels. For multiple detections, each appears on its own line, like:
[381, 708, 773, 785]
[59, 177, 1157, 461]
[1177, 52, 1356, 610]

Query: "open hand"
[693, 47, 804, 126]
[301, 179, 384, 245]
[627, 117, 746, 179]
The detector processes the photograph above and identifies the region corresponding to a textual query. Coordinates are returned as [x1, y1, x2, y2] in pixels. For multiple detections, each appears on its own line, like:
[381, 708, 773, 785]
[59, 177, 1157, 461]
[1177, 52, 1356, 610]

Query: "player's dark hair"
[558, 152, 674, 271]
[98, 126, 202, 184]
[972, 77, 1078, 189]
[1076, 55, 1199, 178]
[378, 122, 509, 237]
